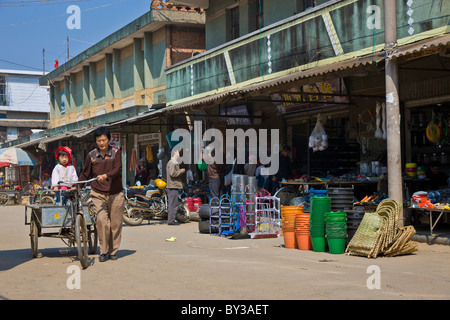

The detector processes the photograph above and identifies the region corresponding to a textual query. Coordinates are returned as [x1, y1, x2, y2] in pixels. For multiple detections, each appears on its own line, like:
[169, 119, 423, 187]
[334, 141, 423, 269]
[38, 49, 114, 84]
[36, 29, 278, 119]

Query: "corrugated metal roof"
[0, 119, 49, 128]
[393, 33, 450, 58]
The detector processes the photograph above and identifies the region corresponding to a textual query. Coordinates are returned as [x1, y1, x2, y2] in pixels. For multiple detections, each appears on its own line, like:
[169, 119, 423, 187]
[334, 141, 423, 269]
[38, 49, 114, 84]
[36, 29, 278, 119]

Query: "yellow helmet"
[154, 179, 166, 190]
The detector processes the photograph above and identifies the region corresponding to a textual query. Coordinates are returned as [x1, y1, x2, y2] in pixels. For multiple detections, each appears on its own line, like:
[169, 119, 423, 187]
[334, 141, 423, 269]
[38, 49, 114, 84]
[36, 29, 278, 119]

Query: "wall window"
[0, 76, 6, 106]
[255, 0, 264, 30]
[230, 6, 240, 40]
[6, 127, 18, 141]
[303, 0, 317, 10]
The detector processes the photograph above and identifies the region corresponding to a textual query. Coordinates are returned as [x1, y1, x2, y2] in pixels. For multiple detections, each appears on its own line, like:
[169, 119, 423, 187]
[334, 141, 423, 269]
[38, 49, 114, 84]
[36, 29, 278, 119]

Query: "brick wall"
[167, 26, 206, 67]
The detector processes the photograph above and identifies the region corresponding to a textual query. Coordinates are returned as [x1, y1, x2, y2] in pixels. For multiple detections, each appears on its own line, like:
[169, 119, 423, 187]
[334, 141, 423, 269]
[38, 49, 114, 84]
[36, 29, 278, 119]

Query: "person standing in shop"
[204, 147, 225, 200]
[135, 158, 149, 186]
[166, 148, 185, 225]
[272, 144, 293, 194]
[79, 126, 124, 262]
[427, 161, 449, 189]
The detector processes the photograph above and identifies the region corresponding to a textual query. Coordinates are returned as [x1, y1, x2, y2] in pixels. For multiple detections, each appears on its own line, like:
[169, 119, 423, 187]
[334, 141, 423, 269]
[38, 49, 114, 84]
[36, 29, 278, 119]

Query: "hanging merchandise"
[308, 114, 328, 152]
[146, 145, 154, 162]
[374, 102, 383, 139]
[426, 121, 440, 144]
[130, 148, 137, 172]
[157, 146, 165, 160]
[426, 115, 448, 146]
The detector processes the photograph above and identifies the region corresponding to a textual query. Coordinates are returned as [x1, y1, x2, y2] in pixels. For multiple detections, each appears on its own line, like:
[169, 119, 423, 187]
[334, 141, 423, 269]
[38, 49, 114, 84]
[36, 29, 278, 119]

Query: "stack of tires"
[198, 204, 216, 234]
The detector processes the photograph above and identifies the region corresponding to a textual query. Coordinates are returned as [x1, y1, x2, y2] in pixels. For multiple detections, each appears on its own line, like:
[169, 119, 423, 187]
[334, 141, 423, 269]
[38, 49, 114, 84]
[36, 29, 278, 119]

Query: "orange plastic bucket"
[283, 231, 297, 249]
[296, 234, 312, 250]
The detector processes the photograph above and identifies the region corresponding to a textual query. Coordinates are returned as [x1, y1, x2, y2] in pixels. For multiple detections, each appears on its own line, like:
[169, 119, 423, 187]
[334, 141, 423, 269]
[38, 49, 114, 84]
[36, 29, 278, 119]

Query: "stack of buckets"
[309, 196, 330, 252]
[281, 205, 311, 250]
[185, 197, 202, 212]
[325, 211, 348, 254]
[295, 209, 312, 250]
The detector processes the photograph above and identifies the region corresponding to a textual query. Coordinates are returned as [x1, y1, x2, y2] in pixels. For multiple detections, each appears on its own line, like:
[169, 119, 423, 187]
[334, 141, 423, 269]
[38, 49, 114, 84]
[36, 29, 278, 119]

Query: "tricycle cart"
[0, 189, 21, 205]
[24, 178, 98, 269]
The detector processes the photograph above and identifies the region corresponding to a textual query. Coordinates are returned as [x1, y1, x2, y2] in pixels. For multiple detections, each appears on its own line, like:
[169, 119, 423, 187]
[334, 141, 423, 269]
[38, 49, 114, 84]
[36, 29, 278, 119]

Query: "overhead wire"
[0, 0, 90, 7]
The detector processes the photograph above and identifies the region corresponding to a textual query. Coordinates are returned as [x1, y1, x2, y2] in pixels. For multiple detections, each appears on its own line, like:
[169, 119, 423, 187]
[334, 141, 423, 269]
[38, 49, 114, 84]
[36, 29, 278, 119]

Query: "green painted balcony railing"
[165, 0, 449, 106]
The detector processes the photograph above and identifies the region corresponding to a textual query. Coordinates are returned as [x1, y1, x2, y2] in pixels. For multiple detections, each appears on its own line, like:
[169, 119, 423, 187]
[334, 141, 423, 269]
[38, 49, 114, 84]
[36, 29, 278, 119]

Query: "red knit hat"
[55, 146, 72, 165]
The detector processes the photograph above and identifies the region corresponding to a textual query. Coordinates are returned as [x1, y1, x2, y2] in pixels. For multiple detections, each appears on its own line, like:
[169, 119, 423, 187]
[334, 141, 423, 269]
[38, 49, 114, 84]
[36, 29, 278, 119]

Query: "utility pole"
[67, 36, 70, 61]
[43, 48, 45, 75]
[384, 0, 403, 227]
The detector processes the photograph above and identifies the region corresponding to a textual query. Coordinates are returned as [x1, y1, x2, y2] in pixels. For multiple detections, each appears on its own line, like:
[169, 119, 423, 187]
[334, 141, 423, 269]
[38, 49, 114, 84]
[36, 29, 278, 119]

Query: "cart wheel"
[15, 193, 22, 205]
[88, 224, 98, 254]
[30, 216, 39, 258]
[0, 192, 8, 205]
[75, 214, 89, 269]
[175, 201, 190, 223]
[274, 187, 299, 206]
[122, 206, 144, 226]
[40, 196, 54, 205]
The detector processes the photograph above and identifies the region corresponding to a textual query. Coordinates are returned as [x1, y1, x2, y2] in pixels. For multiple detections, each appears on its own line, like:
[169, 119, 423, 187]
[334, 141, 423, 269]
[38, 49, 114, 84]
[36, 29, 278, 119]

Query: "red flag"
[54, 59, 59, 69]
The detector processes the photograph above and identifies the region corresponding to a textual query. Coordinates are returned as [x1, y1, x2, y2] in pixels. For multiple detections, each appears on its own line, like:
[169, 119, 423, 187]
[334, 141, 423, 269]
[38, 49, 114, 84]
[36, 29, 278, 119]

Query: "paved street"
[1, 204, 450, 304]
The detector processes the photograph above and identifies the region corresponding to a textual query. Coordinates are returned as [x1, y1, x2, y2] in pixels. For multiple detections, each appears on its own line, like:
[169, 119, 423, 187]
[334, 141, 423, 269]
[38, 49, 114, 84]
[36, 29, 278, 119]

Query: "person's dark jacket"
[276, 154, 293, 181]
[79, 146, 122, 195]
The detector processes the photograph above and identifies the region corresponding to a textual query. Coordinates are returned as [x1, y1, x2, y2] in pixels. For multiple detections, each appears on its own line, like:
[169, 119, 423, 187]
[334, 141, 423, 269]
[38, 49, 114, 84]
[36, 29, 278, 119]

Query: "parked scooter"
[123, 178, 190, 226]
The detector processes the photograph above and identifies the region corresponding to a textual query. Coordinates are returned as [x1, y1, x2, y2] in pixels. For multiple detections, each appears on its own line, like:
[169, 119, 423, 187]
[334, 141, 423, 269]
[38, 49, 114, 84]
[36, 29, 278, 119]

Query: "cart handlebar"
[57, 177, 99, 186]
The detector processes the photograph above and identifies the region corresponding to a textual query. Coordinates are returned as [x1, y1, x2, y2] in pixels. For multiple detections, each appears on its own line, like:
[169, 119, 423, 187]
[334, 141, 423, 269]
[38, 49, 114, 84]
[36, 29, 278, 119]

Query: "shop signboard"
[139, 133, 161, 144]
[109, 133, 120, 148]
[273, 78, 349, 115]
[60, 92, 65, 114]
[220, 105, 252, 125]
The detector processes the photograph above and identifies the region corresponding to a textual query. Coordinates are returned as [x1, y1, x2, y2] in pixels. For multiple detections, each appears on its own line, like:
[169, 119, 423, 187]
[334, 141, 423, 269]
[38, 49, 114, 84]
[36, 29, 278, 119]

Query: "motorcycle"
[123, 178, 190, 226]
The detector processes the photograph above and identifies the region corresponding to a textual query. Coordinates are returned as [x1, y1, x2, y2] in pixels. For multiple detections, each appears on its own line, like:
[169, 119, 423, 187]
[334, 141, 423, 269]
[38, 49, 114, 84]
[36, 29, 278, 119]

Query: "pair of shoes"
[99, 253, 109, 262]
[168, 221, 180, 225]
[109, 254, 118, 261]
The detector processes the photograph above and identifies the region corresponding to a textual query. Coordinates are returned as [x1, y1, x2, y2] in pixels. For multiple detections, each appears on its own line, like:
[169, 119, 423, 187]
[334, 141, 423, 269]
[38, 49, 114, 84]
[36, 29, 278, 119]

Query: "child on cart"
[51, 146, 78, 205]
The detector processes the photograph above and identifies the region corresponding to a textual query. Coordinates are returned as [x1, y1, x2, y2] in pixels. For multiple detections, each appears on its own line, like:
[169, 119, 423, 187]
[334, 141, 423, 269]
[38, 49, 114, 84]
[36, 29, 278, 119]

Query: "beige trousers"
[91, 190, 124, 255]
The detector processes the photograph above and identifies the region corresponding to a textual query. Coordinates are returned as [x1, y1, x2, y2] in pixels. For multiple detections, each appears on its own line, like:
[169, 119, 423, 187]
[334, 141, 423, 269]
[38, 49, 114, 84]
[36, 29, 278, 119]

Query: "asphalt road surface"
[1, 204, 450, 304]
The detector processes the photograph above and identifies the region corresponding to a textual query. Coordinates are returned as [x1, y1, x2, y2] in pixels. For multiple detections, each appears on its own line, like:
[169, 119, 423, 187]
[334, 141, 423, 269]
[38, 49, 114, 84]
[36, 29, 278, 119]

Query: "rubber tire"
[30, 216, 39, 258]
[198, 219, 210, 233]
[75, 214, 89, 269]
[88, 224, 98, 254]
[198, 204, 210, 219]
[0, 192, 8, 205]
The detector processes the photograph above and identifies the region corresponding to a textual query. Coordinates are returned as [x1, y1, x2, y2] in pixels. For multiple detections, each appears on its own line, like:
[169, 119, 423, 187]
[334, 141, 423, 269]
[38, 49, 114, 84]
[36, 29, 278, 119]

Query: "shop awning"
[392, 33, 450, 59]
[11, 108, 165, 150]
[0, 119, 49, 128]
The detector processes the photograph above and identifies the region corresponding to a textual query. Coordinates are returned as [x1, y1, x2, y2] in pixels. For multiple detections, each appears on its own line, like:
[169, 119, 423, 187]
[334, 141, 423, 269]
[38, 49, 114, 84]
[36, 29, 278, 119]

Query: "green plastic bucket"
[311, 236, 327, 252]
[327, 238, 347, 254]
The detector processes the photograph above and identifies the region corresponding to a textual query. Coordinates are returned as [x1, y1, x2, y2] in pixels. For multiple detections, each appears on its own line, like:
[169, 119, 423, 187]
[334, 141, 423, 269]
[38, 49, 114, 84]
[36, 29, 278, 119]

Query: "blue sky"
[0, 0, 151, 72]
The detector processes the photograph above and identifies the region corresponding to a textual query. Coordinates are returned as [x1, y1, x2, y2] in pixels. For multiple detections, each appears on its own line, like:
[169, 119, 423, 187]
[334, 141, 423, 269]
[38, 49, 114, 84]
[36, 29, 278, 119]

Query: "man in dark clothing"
[272, 144, 293, 193]
[427, 161, 449, 189]
[166, 149, 185, 225]
[79, 126, 124, 262]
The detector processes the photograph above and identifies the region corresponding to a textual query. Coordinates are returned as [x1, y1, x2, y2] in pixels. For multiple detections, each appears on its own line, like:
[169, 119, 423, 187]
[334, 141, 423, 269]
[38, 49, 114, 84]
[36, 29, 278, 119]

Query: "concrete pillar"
[133, 38, 144, 92]
[113, 48, 121, 100]
[105, 53, 113, 101]
[63, 76, 70, 115]
[69, 73, 76, 113]
[144, 32, 154, 89]
[384, 0, 403, 226]
[82, 65, 89, 108]
[89, 62, 96, 107]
